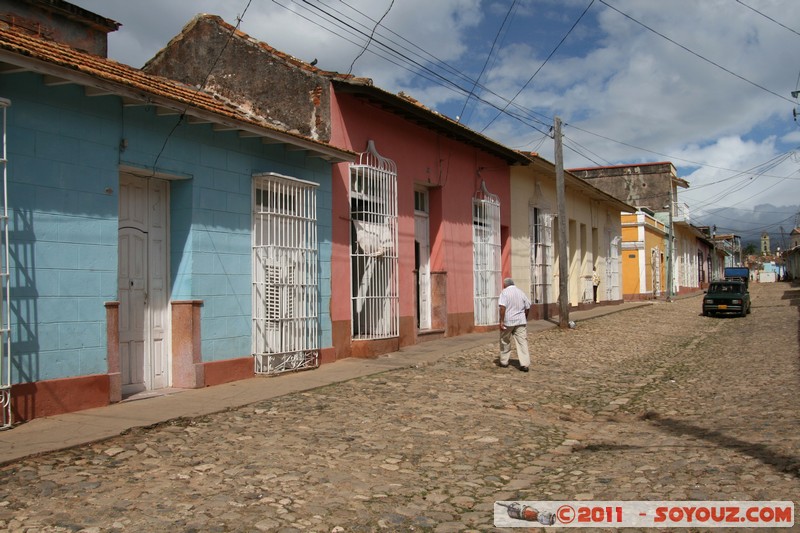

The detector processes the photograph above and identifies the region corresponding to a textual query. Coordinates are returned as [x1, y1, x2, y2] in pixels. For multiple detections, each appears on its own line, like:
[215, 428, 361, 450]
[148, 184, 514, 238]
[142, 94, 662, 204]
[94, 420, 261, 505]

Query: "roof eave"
[520, 153, 636, 213]
[0, 46, 355, 163]
[332, 79, 529, 165]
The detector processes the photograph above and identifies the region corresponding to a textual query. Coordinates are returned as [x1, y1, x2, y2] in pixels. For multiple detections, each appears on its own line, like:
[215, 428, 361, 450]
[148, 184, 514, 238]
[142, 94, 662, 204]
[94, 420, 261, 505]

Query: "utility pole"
[554, 117, 569, 328]
[666, 190, 673, 301]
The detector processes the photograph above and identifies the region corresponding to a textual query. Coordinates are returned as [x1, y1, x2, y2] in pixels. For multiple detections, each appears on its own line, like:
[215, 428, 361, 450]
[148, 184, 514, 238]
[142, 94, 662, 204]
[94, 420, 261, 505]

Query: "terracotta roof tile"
[0, 24, 353, 159]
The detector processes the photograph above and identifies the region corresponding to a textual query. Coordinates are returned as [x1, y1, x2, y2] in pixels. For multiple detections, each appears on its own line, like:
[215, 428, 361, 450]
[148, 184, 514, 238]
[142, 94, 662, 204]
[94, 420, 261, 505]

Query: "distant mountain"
[693, 203, 800, 251]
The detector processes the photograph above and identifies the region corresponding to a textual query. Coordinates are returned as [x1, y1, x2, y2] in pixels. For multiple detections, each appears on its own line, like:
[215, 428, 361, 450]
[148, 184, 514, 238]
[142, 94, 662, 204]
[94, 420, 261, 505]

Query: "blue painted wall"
[3, 72, 333, 382]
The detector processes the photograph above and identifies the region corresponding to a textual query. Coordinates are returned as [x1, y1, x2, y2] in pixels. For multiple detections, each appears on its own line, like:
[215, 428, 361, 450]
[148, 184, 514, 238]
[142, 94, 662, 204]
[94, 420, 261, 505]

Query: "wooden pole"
[554, 117, 569, 328]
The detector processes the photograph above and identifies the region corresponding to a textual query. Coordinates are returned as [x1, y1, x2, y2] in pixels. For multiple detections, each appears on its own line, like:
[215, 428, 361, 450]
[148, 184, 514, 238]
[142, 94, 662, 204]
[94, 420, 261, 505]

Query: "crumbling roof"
[147, 14, 366, 84]
[153, 14, 530, 166]
[0, 23, 354, 161]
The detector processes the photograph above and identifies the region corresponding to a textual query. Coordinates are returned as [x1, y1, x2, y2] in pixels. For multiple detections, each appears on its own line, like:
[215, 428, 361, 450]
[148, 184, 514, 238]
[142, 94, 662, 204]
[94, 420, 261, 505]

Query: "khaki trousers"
[499, 324, 530, 367]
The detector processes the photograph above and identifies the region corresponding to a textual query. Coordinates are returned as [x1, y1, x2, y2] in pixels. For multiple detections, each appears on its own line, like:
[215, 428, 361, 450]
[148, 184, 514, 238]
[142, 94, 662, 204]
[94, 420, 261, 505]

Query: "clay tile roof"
[0, 24, 354, 161]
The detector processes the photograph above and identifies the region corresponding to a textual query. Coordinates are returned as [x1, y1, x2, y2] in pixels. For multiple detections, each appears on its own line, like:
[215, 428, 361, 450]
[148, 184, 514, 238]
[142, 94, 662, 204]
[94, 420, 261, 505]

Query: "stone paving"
[0, 283, 797, 532]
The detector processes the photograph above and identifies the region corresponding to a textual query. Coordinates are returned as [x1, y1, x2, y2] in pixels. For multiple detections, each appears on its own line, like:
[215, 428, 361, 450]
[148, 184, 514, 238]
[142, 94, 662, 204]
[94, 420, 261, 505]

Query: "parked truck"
[723, 266, 750, 290]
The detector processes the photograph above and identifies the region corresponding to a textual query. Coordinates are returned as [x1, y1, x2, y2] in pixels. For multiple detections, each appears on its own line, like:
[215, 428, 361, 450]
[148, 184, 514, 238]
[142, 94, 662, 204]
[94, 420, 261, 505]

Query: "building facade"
[143, 14, 531, 360]
[0, 5, 352, 422]
[569, 162, 706, 298]
[509, 154, 631, 318]
[620, 210, 667, 300]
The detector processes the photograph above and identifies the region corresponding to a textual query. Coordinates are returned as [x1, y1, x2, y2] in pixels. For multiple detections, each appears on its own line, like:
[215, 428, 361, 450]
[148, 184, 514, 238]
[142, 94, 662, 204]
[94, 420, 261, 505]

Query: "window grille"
[0, 98, 9, 429]
[529, 206, 553, 305]
[350, 141, 399, 340]
[606, 234, 621, 301]
[652, 248, 662, 296]
[252, 173, 319, 374]
[473, 182, 501, 326]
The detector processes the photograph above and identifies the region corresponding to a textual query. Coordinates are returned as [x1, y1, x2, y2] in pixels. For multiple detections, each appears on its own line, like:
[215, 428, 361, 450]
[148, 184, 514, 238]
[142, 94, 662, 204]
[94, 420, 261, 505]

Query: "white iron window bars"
[350, 140, 399, 340]
[0, 98, 9, 428]
[606, 233, 621, 301]
[473, 181, 501, 326]
[529, 206, 553, 306]
[252, 173, 319, 375]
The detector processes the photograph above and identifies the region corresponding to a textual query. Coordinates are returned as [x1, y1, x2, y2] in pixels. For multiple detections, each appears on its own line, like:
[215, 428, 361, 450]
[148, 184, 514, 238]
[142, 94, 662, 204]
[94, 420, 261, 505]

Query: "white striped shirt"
[498, 285, 531, 326]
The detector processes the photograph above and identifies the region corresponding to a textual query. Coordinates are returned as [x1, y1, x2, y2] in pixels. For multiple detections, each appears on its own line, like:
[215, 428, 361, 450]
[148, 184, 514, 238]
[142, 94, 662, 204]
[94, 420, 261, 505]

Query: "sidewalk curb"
[0, 301, 653, 465]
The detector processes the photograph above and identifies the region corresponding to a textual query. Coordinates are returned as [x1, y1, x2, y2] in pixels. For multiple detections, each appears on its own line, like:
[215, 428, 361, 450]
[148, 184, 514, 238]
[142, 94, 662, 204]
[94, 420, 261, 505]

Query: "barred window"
[350, 141, 399, 340]
[252, 173, 319, 374]
[473, 183, 501, 326]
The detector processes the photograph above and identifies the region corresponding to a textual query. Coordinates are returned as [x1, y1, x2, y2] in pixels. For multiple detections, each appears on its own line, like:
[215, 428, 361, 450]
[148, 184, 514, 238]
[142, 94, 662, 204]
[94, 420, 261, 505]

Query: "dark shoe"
[499, 363, 509, 368]
[519, 366, 529, 372]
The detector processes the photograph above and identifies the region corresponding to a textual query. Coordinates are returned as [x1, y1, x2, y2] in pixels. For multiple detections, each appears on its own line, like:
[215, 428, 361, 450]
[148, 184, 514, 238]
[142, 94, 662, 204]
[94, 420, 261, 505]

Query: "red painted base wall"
[11, 374, 110, 422]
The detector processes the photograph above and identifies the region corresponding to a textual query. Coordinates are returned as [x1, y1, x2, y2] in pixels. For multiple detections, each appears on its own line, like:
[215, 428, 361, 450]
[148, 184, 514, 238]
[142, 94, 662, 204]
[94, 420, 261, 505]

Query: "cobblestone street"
[0, 282, 797, 532]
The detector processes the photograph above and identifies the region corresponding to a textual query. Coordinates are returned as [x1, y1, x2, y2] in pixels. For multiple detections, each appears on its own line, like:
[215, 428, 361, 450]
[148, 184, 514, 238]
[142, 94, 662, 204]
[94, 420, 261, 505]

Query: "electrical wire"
[458, 0, 518, 125]
[480, 0, 596, 133]
[598, 0, 795, 104]
[271, 0, 794, 217]
[735, 0, 800, 39]
[280, 0, 549, 133]
[345, 0, 394, 75]
[151, 0, 254, 174]
[284, 0, 553, 129]
[277, 0, 797, 193]
[565, 123, 800, 180]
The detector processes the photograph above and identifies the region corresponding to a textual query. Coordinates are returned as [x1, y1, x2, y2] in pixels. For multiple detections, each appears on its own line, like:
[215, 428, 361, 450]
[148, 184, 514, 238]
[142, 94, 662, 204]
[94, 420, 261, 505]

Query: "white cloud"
[73, 0, 799, 220]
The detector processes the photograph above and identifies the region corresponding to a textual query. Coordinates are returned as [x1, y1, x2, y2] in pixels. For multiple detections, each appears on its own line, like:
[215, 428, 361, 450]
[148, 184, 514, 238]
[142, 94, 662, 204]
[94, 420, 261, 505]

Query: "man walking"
[498, 278, 531, 372]
[592, 267, 600, 303]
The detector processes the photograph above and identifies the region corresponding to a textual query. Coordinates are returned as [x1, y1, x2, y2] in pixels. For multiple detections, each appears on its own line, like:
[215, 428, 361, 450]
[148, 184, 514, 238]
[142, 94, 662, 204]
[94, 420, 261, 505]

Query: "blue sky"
[74, 0, 800, 244]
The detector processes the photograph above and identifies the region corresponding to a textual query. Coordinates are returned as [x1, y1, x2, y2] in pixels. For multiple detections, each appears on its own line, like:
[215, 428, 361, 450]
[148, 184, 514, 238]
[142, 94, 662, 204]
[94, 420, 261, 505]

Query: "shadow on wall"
[9, 207, 40, 416]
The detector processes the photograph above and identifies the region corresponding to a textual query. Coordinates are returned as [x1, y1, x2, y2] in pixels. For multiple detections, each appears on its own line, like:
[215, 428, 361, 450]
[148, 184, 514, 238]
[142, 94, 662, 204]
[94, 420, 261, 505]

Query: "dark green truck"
[702, 280, 751, 317]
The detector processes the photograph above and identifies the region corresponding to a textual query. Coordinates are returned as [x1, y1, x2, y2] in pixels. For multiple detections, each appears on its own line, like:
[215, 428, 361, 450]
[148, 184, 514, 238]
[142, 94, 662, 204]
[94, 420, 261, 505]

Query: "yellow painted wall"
[645, 222, 665, 295]
[621, 248, 640, 295]
[621, 224, 638, 242]
[620, 212, 667, 298]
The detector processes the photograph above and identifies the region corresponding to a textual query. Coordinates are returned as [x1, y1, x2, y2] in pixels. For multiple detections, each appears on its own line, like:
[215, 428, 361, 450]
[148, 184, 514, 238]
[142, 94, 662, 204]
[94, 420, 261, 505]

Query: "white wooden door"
[415, 211, 431, 330]
[119, 174, 169, 395]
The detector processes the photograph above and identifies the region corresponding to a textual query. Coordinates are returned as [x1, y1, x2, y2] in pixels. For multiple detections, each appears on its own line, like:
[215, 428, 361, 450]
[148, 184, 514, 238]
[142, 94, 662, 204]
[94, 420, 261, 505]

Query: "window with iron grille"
[0, 98, 10, 429]
[350, 141, 399, 340]
[252, 173, 319, 374]
[473, 183, 501, 326]
[530, 206, 553, 305]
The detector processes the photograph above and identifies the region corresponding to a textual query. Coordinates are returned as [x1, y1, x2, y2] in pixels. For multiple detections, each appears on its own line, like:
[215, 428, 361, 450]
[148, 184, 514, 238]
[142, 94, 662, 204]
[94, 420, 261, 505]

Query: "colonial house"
[711, 233, 743, 272]
[509, 153, 632, 318]
[785, 228, 800, 281]
[143, 14, 533, 359]
[620, 209, 667, 300]
[0, 1, 353, 422]
[569, 162, 706, 297]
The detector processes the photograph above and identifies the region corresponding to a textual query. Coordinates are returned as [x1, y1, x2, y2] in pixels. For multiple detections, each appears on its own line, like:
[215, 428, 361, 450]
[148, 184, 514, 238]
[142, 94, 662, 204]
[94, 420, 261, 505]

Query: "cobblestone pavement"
[0, 283, 797, 532]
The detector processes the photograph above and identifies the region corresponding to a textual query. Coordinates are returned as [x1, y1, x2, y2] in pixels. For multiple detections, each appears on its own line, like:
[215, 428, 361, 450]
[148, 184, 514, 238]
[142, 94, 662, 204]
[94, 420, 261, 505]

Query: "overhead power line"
[152, 0, 254, 174]
[458, 0, 519, 125]
[735, 0, 800, 38]
[272, 0, 795, 214]
[598, 0, 795, 104]
[277, 0, 553, 134]
[480, 0, 596, 133]
[345, 0, 394, 75]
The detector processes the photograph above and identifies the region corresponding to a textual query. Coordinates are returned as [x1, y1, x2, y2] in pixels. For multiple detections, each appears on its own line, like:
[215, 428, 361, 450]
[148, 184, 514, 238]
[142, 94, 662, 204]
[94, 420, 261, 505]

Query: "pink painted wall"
[329, 90, 511, 325]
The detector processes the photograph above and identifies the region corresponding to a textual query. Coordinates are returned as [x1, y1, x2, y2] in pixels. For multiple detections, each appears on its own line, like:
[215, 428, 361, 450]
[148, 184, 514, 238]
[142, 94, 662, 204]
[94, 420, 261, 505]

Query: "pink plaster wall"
[329, 91, 511, 323]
